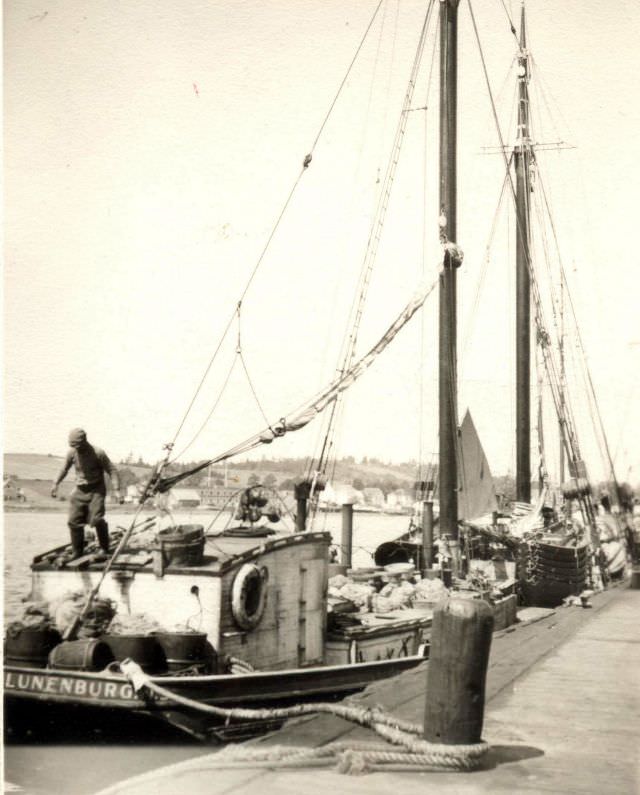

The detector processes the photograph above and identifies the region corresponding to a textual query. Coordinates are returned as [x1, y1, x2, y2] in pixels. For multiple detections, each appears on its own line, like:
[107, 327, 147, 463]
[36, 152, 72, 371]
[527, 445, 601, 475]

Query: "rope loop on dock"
[119, 659, 489, 775]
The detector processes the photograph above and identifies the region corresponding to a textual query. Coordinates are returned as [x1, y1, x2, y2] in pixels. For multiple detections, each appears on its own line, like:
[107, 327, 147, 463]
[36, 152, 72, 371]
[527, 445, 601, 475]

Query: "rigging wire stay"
[161, 0, 389, 465]
[307, 0, 438, 524]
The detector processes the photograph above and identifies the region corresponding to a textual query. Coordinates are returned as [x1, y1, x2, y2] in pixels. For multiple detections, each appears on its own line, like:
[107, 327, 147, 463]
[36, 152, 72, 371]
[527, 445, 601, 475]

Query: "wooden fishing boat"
[5, 525, 431, 740]
[372, 2, 628, 606]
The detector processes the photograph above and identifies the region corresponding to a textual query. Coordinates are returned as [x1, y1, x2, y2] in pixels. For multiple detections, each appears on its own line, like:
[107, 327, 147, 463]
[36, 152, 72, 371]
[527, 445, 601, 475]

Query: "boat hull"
[4, 654, 426, 741]
[374, 540, 423, 568]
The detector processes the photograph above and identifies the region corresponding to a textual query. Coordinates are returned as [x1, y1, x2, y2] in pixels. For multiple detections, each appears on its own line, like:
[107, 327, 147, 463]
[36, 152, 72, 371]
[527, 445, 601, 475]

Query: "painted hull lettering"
[4, 670, 138, 704]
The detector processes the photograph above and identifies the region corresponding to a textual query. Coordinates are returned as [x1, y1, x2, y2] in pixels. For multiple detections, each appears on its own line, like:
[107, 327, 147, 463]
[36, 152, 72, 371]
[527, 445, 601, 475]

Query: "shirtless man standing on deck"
[51, 428, 123, 559]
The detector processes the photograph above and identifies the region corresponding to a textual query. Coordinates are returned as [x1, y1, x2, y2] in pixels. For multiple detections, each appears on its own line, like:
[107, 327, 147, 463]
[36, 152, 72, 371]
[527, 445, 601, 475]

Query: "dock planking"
[98, 583, 639, 795]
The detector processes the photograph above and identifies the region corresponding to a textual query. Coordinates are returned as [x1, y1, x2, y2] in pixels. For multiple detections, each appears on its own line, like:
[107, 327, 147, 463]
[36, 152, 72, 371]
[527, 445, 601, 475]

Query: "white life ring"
[231, 563, 268, 630]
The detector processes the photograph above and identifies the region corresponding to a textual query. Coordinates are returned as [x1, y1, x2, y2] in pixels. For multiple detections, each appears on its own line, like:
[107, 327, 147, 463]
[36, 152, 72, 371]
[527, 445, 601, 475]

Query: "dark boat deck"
[96, 582, 640, 794]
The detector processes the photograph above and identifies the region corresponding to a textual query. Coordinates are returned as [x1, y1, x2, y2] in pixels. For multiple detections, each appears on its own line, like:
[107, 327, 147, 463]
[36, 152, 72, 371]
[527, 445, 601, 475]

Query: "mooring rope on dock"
[118, 659, 489, 776]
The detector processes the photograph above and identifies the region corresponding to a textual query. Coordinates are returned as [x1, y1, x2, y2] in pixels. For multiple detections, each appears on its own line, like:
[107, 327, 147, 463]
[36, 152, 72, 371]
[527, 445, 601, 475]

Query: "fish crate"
[491, 594, 518, 631]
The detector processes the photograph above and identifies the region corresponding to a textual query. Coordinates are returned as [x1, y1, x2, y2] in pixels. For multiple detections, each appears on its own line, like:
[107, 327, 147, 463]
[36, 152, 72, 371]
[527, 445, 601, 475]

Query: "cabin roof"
[32, 530, 331, 577]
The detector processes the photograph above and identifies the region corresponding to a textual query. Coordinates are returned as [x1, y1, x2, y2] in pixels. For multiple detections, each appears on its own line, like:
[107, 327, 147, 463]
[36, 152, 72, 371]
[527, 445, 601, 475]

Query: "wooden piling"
[424, 597, 494, 744]
[341, 502, 354, 568]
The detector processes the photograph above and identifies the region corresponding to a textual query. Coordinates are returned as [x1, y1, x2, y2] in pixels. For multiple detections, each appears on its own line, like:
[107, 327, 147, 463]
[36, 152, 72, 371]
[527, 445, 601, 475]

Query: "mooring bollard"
[424, 597, 494, 744]
[341, 502, 354, 568]
[630, 567, 640, 590]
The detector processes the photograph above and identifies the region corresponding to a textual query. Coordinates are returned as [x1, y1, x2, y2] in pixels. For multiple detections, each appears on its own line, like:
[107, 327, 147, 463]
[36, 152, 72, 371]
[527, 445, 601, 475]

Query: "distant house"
[386, 488, 413, 509]
[168, 488, 201, 509]
[362, 487, 385, 507]
[318, 482, 363, 507]
[3, 477, 20, 501]
[125, 484, 145, 503]
[200, 486, 239, 509]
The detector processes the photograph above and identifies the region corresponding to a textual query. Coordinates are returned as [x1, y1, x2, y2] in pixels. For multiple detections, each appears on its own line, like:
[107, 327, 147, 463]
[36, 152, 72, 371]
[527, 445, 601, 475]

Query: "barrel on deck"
[153, 631, 208, 672]
[157, 525, 205, 567]
[48, 639, 115, 672]
[101, 634, 167, 674]
[5, 627, 62, 668]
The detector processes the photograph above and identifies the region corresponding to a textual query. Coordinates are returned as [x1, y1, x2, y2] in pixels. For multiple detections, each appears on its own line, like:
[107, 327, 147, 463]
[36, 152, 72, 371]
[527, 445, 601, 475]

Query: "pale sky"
[4, 0, 640, 484]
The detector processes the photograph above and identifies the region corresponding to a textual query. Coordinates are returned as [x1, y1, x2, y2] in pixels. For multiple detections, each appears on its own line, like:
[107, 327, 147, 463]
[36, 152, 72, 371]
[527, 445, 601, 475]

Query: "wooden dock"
[99, 584, 640, 795]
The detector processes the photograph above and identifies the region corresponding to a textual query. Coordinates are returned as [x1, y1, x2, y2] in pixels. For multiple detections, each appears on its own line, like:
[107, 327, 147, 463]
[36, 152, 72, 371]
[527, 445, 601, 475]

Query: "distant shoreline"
[3, 502, 142, 514]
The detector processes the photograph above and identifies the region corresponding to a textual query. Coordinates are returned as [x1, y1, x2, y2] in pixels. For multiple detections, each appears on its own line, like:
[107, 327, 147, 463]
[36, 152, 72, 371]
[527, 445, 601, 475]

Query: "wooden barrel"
[48, 639, 114, 671]
[5, 626, 62, 668]
[101, 634, 167, 674]
[157, 525, 205, 567]
[153, 631, 208, 672]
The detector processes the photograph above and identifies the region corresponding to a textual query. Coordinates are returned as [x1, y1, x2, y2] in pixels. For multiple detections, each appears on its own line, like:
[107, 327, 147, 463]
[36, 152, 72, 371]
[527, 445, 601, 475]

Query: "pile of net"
[108, 613, 166, 634]
[328, 573, 449, 615]
[50, 591, 116, 637]
[9, 592, 116, 638]
[5, 601, 55, 636]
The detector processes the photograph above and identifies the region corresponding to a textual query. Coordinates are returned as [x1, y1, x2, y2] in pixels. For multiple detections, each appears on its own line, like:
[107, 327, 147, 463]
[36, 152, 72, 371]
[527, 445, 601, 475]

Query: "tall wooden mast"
[438, 0, 461, 555]
[515, 4, 532, 502]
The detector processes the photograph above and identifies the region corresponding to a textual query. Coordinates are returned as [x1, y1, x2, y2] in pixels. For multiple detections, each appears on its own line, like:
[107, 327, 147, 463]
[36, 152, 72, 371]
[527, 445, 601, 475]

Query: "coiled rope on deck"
[119, 660, 488, 776]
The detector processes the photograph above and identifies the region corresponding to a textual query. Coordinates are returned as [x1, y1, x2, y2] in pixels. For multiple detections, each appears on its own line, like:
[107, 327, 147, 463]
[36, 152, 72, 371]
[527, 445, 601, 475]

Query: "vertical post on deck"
[422, 500, 434, 570]
[341, 502, 354, 568]
[424, 598, 494, 744]
[294, 481, 310, 533]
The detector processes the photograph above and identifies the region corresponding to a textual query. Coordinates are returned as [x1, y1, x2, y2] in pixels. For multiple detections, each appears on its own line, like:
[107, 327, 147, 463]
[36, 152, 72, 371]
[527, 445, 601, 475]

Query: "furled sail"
[457, 410, 497, 521]
[156, 275, 439, 494]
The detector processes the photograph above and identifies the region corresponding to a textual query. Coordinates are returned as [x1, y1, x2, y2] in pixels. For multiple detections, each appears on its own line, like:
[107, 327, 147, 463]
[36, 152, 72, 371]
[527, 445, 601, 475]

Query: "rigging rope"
[164, 0, 388, 459]
[416, 12, 439, 490]
[466, 0, 602, 539]
[309, 0, 387, 154]
[459, 164, 512, 365]
[168, 168, 308, 453]
[307, 0, 437, 513]
[536, 174, 622, 494]
[170, 354, 239, 464]
[155, 276, 440, 494]
[466, 0, 593, 507]
[499, 0, 519, 40]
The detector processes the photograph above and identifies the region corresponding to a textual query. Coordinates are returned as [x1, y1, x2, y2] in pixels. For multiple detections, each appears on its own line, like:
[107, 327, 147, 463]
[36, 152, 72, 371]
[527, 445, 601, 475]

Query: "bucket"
[157, 525, 205, 567]
[48, 639, 115, 672]
[441, 567, 453, 588]
[102, 634, 167, 674]
[153, 631, 208, 672]
[5, 626, 62, 668]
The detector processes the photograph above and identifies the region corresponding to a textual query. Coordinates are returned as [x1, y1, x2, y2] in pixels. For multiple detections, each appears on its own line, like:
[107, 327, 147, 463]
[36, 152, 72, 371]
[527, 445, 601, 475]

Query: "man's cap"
[68, 428, 87, 445]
